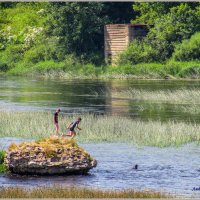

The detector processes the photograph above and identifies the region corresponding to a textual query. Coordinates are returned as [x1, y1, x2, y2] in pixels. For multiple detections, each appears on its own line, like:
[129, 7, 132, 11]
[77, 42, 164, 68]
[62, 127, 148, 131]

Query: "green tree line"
[120, 2, 200, 65]
[0, 2, 133, 72]
[0, 2, 200, 78]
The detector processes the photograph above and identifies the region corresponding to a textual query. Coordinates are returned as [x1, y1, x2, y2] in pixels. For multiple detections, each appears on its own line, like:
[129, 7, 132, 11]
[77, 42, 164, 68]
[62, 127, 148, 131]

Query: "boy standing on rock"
[54, 108, 61, 136]
[62, 117, 82, 138]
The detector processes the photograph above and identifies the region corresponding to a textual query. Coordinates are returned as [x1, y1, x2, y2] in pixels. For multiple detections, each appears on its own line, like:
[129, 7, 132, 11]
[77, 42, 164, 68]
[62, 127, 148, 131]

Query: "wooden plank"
[105, 45, 127, 48]
[105, 46, 126, 50]
[105, 35, 127, 38]
[106, 27, 127, 30]
[105, 39, 127, 42]
[105, 49, 126, 53]
[105, 43, 127, 46]
[105, 43, 126, 45]
[105, 42, 126, 45]
[106, 32, 126, 35]
[106, 28, 126, 31]
[105, 25, 127, 28]
[106, 51, 126, 53]
[106, 50, 124, 53]
[105, 44, 127, 47]
[105, 38, 127, 41]
[106, 36, 126, 39]
[105, 41, 126, 44]
[106, 30, 126, 33]
[106, 30, 126, 32]
[106, 39, 126, 42]
[106, 33, 126, 36]
[105, 30, 126, 33]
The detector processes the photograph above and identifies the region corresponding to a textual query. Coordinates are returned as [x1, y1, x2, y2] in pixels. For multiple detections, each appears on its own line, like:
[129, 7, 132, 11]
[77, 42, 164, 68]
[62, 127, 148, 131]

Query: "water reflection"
[1, 76, 200, 122]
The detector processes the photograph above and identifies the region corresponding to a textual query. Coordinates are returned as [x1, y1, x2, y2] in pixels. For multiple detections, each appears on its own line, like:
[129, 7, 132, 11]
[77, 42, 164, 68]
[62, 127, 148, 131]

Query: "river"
[1, 76, 200, 122]
[1, 76, 200, 197]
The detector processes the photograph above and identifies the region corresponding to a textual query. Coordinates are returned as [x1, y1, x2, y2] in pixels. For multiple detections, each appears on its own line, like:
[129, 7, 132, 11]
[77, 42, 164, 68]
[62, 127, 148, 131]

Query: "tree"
[46, 2, 134, 64]
[122, 3, 200, 64]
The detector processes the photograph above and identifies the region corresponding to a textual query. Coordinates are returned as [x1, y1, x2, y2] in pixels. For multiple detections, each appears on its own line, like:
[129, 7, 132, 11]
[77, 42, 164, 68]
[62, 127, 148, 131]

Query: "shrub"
[0, 150, 7, 173]
[118, 39, 161, 65]
[173, 32, 200, 61]
[0, 150, 5, 164]
[32, 60, 65, 72]
[23, 45, 46, 64]
[2, 44, 24, 68]
[0, 61, 8, 71]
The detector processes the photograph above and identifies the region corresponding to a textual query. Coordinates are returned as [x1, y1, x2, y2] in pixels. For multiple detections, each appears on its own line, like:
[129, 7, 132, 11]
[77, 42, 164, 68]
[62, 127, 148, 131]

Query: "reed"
[0, 111, 200, 147]
[0, 186, 169, 198]
[115, 88, 200, 104]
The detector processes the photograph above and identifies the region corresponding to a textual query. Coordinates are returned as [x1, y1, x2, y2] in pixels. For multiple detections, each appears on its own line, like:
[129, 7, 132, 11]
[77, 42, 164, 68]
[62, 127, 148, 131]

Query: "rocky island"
[5, 137, 97, 175]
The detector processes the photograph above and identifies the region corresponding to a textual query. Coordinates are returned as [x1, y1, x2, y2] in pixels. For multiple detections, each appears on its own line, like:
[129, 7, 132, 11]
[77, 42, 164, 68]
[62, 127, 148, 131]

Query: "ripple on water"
[0, 138, 200, 197]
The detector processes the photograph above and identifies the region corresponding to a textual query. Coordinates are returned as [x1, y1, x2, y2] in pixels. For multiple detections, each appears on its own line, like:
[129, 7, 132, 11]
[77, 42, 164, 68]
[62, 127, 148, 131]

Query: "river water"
[1, 76, 200, 197]
[0, 138, 200, 197]
[1, 76, 200, 122]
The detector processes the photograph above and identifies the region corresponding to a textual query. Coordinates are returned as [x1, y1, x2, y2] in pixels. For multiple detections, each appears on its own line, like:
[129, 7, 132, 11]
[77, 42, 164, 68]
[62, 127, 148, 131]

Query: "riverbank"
[3, 60, 200, 80]
[0, 186, 169, 198]
[1, 111, 200, 147]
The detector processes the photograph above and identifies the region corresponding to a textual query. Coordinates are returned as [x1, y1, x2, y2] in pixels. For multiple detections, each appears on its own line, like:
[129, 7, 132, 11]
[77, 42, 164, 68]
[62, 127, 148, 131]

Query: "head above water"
[77, 117, 82, 121]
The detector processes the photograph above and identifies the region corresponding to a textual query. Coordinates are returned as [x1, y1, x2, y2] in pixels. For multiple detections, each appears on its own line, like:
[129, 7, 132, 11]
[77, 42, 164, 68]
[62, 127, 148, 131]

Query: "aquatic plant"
[113, 88, 200, 104]
[1, 111, 200, 147]
[0, 186, 170, 198]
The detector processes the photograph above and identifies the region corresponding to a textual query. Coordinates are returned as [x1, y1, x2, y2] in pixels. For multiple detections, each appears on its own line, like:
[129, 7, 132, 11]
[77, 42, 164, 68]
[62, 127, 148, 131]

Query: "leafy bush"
[173, 32, 200, 61]
[0, 150, 7, 173]
[32, 60, 65, 72]
[23, 45, 46, 64]
[0, 150, 5, 164]
[0, 61, 8, 71]
[118, 40, 149, 65]
[2, 44, 24, 67]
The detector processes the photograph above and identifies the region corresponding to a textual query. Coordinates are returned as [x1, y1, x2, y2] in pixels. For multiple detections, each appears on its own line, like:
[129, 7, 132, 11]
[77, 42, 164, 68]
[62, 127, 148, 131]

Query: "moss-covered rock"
[5, 137, 97, 175]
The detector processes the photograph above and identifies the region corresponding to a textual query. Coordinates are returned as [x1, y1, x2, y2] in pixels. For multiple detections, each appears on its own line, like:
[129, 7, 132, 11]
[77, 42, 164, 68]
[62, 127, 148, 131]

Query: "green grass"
[0, 150, 7, 173]
[0, 150, 5, 164]
[7, 60, 103, 79]
[1, 111, 200, 147]
[0, 186, 170, 198]
[7, 61, 200, 80]
[114, 88, 200, 104]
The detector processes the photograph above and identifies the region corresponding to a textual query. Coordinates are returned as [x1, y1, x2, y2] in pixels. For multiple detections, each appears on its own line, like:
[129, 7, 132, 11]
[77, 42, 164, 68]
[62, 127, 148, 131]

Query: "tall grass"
[1, 111, 200, 147]
[7, 61, 102, 79]
[114, 88, 200, 104]
[0, 186, 170, 198]
[6, 60, 200, 80]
